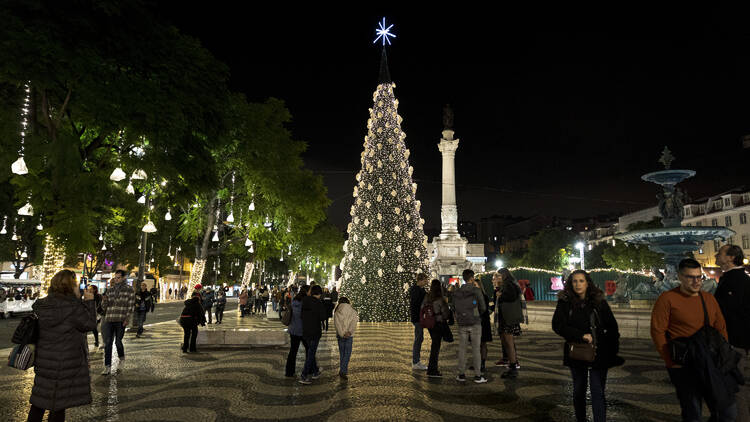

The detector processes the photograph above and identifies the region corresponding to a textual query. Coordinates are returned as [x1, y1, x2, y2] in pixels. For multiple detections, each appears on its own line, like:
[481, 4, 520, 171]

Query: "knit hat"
[194, 284, 203, 290]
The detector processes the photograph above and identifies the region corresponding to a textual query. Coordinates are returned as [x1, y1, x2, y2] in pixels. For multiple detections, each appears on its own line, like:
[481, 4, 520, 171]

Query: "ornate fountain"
[615, 147, 734, 297]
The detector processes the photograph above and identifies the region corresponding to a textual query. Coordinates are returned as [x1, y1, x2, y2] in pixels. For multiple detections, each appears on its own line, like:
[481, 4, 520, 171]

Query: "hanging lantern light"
[245, 237, 252, 247]
[21, 248, 27, 259]
[137, 195, 146, 204]
[0, 216, 6, 235]
[249, 200, 255, 211]
[11, 157, 28, 175]
[109, 167, 126, 182]
[101, 243, 107, 251]
[264, 216, 272, 229]
[131, 169, 147, 180]
[227, 212, 234, 223]
[212, 231, 219, 242]
[288, 245, 292, 256]
[280, 251, 284, 262]
[126, 181, 135, 194]
[165, 209, 172, 221]
[11, 225, 17, 241]
[36, 215, 43, 231]
[18, 202, 33, 216]
[98, 230, 103, 241]
[142, 220, 157, 233]
[248, 245, 254, 253]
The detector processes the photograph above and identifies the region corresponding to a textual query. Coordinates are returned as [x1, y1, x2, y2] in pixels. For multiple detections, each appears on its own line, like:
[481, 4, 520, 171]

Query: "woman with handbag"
[497, 268, 523, 378]
[179, 291, 206, 353]
[28, 269, 96, 422]
[472, 277, 493, 375]
[552, 270, 623, 422]
[424, 279, 451, 378]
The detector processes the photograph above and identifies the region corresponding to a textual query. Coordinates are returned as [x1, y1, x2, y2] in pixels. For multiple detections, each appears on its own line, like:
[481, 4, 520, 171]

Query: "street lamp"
[575, 242, 585, 270]
[495, 259, 503, 269]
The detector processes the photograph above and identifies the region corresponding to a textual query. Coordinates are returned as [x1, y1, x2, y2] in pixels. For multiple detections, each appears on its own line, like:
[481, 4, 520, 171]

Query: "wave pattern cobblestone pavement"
[0, 310, 684, 421]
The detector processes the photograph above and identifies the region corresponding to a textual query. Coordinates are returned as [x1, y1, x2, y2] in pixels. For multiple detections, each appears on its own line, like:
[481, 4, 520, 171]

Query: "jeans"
[412, 322, 424, 364]
[182, 324, 198, 352]
[427, 326, 442, 373]
[570, 366, 608, 422]
[668, 367, 738, 422]
[738, 349, 750, 422]
[27, 405, 64, 422]
[457, 324, 482, 375]
[272, 301, 278, 312]
[301, 337, 320, 378]
[337, 336, 353, 374]
[91, 326, 99, 346]
[102, 321, 125, 367]
[286, 335, 308, 376]
[215, 305, 225, 323]
[135, 310, 147, 335]
[204, 306, 212, 323]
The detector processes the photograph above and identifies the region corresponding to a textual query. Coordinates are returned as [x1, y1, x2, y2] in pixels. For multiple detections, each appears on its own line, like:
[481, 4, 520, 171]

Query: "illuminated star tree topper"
[373, 17, 396, 46]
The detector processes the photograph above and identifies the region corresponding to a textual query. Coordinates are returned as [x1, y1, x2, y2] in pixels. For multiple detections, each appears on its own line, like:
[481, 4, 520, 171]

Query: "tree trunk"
[241, 261, 255, 287]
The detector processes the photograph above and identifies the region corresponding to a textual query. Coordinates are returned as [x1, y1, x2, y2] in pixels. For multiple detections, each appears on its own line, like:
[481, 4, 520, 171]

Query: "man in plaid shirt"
[101, 269, 135, 375]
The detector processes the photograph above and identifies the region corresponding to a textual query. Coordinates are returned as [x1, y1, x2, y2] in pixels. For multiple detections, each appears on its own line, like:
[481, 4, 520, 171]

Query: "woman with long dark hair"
[472, 276, 493, 375]
[285, 285, 310, 377]
[28, 270, 97, 422]
[552, 269, 623, 422]
[497, 268, 523, 378]
[424, 279, 451, 377]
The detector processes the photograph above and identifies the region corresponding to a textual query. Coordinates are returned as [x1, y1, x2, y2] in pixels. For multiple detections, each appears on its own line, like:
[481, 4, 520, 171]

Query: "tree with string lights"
[339, 19, 430, 322]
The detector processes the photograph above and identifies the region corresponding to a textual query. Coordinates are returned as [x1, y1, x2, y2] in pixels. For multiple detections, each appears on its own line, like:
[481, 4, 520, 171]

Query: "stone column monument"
[431, 105, 470, 278]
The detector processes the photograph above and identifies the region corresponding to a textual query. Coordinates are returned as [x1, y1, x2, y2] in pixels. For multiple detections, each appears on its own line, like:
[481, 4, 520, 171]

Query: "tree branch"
[55, 87, 72, 129]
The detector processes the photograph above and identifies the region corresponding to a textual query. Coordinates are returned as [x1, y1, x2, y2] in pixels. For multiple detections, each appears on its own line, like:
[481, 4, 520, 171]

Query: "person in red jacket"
[650, 258, 735, 422]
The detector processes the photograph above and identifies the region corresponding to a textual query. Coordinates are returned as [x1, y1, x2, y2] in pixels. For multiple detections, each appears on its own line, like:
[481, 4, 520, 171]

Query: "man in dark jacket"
[299, 285, 326, 384]
[409, 272, 429, 370]
[134, 282, 153, 338]
[715, 244, 750, 422]
[201, 288, 215, 324]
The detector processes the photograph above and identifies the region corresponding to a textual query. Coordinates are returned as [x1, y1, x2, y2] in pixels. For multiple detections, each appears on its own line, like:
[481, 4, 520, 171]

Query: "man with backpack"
[453, 269, 487, 383]
[409, 272, 429, 370]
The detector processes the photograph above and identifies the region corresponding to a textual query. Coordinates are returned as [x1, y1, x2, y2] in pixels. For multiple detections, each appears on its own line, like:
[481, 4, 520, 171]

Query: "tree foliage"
[520, 228, 576, 271]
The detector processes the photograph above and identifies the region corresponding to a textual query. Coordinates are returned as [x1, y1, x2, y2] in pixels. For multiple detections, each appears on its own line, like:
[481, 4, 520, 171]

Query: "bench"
[196, 329, 288, 348]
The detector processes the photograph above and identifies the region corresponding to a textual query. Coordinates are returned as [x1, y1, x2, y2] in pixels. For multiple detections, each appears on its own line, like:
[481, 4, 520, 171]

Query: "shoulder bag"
[567, 307, 598, 363]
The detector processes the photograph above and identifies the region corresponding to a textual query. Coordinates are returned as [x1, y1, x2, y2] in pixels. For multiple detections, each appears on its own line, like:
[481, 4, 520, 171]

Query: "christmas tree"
[339, 43, 429, 322]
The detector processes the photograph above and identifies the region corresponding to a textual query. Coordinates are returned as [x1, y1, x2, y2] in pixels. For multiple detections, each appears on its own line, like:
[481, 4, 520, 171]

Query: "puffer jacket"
[179, 297, 205, 327]
[334, 303, 359, 337]
[552, 289, 623, 369]
[288, 299, 304, 337]
[30, 293, 97, 411]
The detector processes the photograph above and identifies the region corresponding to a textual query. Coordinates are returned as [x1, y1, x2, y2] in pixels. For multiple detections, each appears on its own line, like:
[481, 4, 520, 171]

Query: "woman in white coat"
[333, 297, 359, 379]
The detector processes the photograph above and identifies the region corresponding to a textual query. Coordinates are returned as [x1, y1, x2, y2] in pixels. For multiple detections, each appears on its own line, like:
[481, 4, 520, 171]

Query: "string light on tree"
[339, 20, 428, 322]
[11, 82, 31, 175]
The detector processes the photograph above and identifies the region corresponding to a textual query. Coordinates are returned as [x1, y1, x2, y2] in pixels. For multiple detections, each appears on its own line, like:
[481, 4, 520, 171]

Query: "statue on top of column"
[443, 104, 454, 131]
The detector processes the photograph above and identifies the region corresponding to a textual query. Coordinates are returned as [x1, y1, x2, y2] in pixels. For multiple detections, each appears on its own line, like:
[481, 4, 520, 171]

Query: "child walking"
[333, 297, 359, 380]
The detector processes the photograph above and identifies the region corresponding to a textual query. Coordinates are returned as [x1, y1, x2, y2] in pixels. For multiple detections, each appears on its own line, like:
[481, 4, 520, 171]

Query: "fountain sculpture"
[615, 147, 734, 297]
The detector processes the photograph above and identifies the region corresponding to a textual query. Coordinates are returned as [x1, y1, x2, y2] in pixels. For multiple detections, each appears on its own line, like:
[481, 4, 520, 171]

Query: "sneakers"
[298, 377, 312, 385]
[511, 362, 521, 369]
[501, 367, 518, 379]
[412, 362, 428, 370]
[473, 375, 488, 384]
[311, 370, 322, 380]
[495, 359, 509, 367]
[101, 366, 111, 375]
[456, 373, 466, 382]
[427, 371, 443, 378]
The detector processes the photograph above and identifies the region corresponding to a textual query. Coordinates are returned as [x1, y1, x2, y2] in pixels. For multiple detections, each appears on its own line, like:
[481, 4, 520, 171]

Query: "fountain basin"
[616, 226, 734, 254]
[641, 169, 696, 187]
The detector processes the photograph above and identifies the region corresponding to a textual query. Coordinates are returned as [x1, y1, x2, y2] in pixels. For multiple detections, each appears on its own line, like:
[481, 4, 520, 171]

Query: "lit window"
[699, 248, 704, 254]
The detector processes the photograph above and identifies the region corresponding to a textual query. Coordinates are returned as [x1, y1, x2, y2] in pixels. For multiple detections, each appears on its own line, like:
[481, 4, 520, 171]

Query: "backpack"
[281, 306, 293, 326]
[453, 287, 480, 326]
[419, 302, 436, 329]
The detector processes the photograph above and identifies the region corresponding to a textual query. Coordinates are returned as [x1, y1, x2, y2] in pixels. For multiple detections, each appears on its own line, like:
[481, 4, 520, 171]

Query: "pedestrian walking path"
[0, 311, 683, 421]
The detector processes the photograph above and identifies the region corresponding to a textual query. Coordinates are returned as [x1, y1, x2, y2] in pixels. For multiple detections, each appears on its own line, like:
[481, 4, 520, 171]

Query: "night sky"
[163, 6, 750, 232]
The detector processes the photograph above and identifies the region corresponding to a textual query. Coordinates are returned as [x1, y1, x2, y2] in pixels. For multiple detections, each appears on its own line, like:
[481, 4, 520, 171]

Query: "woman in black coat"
[179, 291, 206, 353]
[29, 270, 97, 422]
[552, 270, 623, 422]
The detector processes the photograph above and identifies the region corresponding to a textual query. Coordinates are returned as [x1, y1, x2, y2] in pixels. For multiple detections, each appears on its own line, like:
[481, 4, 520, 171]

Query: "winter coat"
[714, 268, 750, 350]
[30, 293, 97, 411]
[323, 296, 334, 318]
[214, 293, 227, 307]
[334, 303, 359, 337]
[498, 282, 523, 325]
[134, 289, 153, 312]
[409, 284, 426, 323]
[552, 289, 623, 369]
[330, 289, 339, 303]
[201, 290, 215, 308]
[239, 292, 249, 306]
[301, 295, 326, 340]
[288, 299, 304, 337]
[179, 297, 205, 327]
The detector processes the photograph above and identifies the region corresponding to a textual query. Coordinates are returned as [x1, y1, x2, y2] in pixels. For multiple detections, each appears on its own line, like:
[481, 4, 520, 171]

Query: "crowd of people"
[14, 243, 750, 422]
